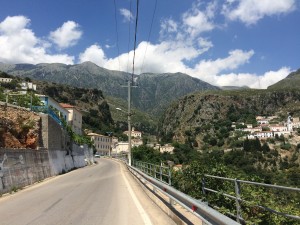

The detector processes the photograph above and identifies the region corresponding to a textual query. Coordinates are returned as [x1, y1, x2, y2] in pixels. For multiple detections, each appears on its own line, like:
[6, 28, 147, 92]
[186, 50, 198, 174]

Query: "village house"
[269, 125, 288, 132]
[36, 95, 83, 135]
[0, 78, 12, 83]
[243, 127, 262, 133]
[36, 94, 69, 123]
[159, 144, 175, 154]
[257, 118, 269, 125]
[242, 115, 298, 140]
[111, 142, 129, 154]
[88, 133, 111, 156]
[20, 82, 37, 94]
[123, 127, 142, 138]
[60, 103, 82, 135]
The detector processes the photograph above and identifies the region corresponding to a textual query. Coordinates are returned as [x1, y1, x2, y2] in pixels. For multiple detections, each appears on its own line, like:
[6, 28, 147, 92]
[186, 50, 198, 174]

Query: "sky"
[0, 0, 299, 89]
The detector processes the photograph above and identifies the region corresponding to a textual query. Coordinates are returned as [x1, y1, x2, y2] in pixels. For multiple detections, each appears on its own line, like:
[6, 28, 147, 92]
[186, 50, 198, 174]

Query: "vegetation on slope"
[132, 143, 300, 224]
[268, 68, 300, 90]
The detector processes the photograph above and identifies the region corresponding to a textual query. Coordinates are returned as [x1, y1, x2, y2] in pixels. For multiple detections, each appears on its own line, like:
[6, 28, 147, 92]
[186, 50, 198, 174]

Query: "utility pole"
[127, 80, 132, 166]
[119, 79, 136, 166]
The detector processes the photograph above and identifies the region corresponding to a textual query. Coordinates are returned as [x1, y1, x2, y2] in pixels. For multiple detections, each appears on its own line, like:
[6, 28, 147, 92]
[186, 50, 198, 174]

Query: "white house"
[112, 142, 129, 154]
[60, 103, 82, 135]
[132, 138, 143, 147]
[20, 82, 37, 94]
[257, 119, 269, 125]
[0, 78, 12, 83]
[36, 94, 69, 123]
[160, 144, 175, 154]
[269, 125, 288, 132]
[123, 127, 142, 138]
[243, 127, 262, 133]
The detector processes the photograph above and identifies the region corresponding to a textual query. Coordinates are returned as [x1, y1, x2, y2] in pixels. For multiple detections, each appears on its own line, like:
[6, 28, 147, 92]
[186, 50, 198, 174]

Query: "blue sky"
[0, 0, 299, 88]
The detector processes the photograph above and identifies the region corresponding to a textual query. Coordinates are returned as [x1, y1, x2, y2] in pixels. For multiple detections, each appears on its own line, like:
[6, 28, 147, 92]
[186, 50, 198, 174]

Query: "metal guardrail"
[133, 161, 172, 185]
[127, 164, 240, 225]
[203, 174, 300, 223]
[111, 153, 128, 163]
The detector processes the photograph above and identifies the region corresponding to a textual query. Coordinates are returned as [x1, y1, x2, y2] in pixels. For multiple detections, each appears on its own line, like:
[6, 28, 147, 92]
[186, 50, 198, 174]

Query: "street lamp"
[116, 107, 132, 166]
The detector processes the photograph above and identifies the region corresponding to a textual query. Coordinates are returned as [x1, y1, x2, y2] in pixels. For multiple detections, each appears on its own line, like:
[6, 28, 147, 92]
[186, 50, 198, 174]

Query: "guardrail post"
[154, 166, 157, 179]
[234, 179, 242, 223]
[169, 198, 174, 206]
[168, 167, 171, 186]
[202, 177, 206, 195]
[160, 165, 162, 182]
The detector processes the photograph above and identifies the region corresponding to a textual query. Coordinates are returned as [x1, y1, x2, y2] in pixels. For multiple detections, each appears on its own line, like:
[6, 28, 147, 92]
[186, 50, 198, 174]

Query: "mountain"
[159, 89, 300, 145]
[0, 61, 132, 97]
[268, 68, 300, 90]
[0, 62, 219, 116]
[132, 72, 219, 115]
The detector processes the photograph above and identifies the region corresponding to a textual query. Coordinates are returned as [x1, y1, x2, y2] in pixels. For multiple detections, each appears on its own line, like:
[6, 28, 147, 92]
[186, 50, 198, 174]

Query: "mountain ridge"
[0, 61, 219, 116]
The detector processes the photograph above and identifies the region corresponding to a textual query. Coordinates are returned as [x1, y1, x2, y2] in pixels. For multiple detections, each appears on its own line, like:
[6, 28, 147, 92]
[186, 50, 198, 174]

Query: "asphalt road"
[0, 159, 176, 225]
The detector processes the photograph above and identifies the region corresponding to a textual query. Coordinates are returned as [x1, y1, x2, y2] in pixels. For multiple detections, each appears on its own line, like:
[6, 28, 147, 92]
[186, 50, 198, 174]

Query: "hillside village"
[237, 115, 300, 139]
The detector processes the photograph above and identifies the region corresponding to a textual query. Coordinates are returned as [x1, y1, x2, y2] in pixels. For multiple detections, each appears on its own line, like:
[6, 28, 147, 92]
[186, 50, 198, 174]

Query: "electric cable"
[141, 0, 158, 74]
[126, 0, 133, 75]
[113, 0, 121, 72]
[131, 0, 140, 84]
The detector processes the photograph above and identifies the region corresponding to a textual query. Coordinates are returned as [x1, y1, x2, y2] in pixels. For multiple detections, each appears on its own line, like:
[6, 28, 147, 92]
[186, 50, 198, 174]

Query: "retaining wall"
[0, 114, 94, 194]
[0, 149, 51, 194]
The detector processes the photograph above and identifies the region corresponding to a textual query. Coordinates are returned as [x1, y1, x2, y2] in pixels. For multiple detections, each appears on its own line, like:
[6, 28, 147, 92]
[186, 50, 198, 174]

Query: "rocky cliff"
[0, 104, 40, 148]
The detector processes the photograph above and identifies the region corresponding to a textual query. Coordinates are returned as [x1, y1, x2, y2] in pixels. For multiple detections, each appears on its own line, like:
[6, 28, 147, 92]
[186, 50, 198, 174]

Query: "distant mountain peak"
[80, 61, 98, 67]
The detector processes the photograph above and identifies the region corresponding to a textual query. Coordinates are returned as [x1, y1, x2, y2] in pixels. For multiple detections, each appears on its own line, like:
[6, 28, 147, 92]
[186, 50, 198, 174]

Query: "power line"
[126, 0, 132, 75]
[113, 0, 121, 71]
[141, 0, 158, 74]
[131, 0, 140, 84]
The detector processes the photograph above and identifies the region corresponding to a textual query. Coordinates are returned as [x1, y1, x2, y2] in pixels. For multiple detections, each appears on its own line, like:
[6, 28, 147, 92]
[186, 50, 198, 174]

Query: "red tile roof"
[60, 103, 75, 108]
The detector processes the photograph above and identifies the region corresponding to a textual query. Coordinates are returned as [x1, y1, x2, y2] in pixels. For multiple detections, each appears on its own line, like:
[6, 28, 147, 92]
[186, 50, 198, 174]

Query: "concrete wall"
[41, 114, 93, 175]
[0, 149, 51, 194]
[0, 114, 94, 194]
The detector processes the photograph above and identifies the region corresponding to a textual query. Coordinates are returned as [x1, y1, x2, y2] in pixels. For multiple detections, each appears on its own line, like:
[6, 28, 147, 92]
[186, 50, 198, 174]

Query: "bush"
[280, 143, 291, 150]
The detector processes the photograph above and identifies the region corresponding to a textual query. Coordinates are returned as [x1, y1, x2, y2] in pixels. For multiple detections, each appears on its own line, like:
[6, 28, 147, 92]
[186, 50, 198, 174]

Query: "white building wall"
[0, 78, 12, 83]
[112, 142, 129, 154]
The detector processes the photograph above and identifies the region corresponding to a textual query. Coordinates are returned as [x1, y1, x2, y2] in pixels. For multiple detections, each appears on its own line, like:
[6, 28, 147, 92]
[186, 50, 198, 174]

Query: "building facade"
[123, 127, 142, 138]
[88, 133, 111, 156]
[60, 103, 82, 135]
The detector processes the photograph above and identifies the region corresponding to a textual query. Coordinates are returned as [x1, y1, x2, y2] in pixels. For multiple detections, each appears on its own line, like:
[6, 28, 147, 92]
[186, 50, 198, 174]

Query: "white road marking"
[121, 166, 153, 225]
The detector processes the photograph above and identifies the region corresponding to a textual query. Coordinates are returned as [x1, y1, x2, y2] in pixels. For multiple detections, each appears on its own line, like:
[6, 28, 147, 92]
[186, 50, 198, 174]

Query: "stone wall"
[0, 149, 51, 194]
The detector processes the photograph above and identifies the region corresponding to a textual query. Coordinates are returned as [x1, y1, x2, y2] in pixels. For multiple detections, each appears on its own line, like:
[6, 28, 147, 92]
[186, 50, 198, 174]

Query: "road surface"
[0, 159, 176, 225]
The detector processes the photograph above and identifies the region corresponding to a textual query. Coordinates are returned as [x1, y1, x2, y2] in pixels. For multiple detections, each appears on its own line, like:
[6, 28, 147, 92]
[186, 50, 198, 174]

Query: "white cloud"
[159, 19, 178, 40]
[0, 15, 74, 65]
[79, 44, 107, 67]
[223, 0, 296, 25]
[0, 15, 30, 34]
[182, 4, 215, 37]
[210, 67, 291, 88]
[249, 67, 292, 88]
[49, 21, 82, 49]
[192, 49, 254, 77]
[197, 38, 213, 53]
[120, 8, 133, 22]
